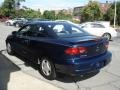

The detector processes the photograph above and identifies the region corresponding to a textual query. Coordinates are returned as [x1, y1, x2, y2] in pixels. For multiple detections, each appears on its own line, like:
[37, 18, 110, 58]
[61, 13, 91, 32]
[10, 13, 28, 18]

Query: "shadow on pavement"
[13, 53, 39, 70]
[0, 50, 20, 90]
[56, 70, 99, 83]
[12, 51, 100, 83]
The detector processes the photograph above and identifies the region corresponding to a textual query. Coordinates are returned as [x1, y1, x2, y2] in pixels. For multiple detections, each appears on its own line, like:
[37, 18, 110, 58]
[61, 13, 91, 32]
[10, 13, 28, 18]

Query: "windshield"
[44, 22, 90, 38]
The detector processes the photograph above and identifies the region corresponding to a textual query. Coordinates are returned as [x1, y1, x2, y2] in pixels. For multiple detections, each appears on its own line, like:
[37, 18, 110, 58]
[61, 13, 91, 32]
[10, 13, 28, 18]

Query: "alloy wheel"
[7, 43, 12, 53]
[41, 59, 52, 76]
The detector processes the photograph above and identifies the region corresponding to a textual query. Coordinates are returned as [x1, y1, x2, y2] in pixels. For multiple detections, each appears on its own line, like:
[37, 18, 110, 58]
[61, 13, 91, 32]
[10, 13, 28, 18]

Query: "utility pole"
[114, 0, 117, 28]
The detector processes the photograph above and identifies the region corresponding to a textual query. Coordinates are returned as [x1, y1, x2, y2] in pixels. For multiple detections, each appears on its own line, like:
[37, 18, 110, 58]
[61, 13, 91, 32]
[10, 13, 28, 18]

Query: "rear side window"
[44, 23, 89, 38]
[81, 24, 89, 28]
[91, 23, 105, 28]
[53, 25, 64, 33]
[72, 27, 83, 34]
[29, 25, 49, 37]
[18, 25, 31, 34]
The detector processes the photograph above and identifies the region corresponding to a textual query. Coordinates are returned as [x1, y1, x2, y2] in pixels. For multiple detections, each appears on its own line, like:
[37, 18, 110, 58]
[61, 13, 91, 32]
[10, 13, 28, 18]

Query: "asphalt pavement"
[0, 23, 62, 90]
[0, 22, 120, 90]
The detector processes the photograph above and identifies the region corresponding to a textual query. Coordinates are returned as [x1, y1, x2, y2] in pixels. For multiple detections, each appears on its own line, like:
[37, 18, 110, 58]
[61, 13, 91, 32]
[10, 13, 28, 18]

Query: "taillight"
[65, 47, 87, 55]
[78, 47, 87, 53]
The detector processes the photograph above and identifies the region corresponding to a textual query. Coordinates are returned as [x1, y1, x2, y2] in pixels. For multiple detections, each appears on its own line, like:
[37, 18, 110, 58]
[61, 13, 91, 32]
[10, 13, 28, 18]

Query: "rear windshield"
[43, 22, 90, 38]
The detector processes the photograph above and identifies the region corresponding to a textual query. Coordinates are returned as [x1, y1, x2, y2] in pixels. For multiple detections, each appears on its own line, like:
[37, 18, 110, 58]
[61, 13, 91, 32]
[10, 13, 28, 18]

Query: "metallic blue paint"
[6, 21, 112, 76]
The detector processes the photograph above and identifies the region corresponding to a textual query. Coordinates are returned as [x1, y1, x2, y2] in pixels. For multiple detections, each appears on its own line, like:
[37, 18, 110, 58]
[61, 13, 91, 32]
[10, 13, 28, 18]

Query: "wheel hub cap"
[7, 43, 11, 53]
[41, 59, 51, 76]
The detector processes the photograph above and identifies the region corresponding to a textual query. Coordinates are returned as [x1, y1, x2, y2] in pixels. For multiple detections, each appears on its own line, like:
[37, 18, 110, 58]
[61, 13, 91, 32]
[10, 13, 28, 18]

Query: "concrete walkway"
[0, 53, 61, 90]
[8, 71, 61, 90]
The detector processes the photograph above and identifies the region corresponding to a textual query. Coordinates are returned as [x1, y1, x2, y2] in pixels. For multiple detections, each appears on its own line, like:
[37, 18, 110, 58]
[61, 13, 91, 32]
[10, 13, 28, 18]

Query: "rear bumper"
[55, 52, 112, 76]
[111, 31, 118, 38]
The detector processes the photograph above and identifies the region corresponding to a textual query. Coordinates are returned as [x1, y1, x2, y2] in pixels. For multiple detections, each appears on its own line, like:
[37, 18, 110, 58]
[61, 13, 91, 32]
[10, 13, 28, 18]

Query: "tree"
[1, 0, 16, 17]
[0, 7, 4, 16]
[104, 8, 114, 24]
[21, 8, 41, 18]
[43, 10, 55, 20]
[56, 10, 72, 20]
[81, 1, 103, 22]
[2, 0, 15, 9]
[105, 1, 120, 25]
[1, 0, 25, 17]
[56, 11, 65, 19]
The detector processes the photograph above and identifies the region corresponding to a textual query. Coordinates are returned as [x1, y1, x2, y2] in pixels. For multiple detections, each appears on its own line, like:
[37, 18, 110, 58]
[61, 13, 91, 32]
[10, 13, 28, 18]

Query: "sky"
[0, 0, 115, 11]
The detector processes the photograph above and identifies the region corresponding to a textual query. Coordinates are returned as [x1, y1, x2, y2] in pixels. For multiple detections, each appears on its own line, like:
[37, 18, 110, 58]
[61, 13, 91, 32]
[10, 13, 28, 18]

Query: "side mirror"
[12, 31, 17, 35]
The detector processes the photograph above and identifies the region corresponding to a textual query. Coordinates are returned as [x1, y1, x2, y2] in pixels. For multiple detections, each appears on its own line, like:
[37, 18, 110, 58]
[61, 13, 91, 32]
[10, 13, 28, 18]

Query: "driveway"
[0, 23, 120, 90]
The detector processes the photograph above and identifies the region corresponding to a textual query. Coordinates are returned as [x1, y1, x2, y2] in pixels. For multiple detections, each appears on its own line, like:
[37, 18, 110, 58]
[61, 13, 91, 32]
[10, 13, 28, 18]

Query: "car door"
[21, 25, 40, 60]
[14, 25, 33, 56]
[82, 23, 105, 36]
[89, 23, 105, 36]
[81, 24, 93, 34]
[21, 24, 51, 62]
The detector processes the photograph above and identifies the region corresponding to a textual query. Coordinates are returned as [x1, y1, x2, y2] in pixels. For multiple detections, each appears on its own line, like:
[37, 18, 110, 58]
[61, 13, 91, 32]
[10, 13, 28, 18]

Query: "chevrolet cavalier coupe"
[6, 21, 112, 80]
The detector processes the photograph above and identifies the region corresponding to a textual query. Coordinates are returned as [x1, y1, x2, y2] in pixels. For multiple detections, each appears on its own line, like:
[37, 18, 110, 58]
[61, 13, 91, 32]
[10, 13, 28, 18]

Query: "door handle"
[17, 35, 23, 38]
[21, 39, 29, 44]
[24, 40, 29, 43]
[24, 39, 29, 42]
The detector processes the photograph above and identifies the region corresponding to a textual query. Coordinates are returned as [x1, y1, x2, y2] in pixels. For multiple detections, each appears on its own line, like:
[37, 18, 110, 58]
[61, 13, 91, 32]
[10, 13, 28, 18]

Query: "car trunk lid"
[62, 35, 108, 58]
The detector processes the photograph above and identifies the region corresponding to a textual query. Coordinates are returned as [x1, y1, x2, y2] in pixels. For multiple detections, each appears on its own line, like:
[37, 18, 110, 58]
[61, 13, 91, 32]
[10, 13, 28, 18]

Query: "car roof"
[81, 22, 104, 25]
[27, 21, 68, 25]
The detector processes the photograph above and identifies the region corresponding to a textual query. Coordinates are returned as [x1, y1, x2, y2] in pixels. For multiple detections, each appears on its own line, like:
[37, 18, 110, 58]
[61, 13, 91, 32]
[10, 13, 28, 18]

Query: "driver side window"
[18, 25, 48, 37]
[91, 23, 105, 28]
[18, 25, 31, 36]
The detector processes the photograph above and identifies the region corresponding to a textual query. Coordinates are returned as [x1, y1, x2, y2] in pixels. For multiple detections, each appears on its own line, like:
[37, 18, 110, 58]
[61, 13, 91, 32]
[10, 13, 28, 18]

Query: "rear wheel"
[7, 22, 10, 26]
[15, 23, 19, 27]
[6, 43, 14, 55]
[103, 33, 111, 40]
[39, 57, 56, 80]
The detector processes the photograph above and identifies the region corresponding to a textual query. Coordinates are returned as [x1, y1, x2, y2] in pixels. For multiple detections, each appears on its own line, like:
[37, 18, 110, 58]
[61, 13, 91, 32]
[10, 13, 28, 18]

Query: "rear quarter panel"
[30, 38, 73, 64]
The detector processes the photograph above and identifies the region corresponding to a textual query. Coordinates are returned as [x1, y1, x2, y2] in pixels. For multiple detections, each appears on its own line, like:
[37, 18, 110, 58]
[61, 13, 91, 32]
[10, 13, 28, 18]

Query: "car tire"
[6, 43, 14, 55]
[15, 23, 19, 28]
[7, 22, 11, 26]
[39, 57, 56, 80]
[103, 33, 111, 40]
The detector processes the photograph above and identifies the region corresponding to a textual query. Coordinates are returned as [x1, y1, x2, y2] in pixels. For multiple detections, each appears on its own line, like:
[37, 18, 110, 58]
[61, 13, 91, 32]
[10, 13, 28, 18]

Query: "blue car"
[6, 21, 112, 80]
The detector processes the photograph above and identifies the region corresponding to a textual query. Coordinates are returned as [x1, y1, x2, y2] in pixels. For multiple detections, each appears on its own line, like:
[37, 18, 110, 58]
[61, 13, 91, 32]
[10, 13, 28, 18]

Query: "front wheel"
[6, 43, 14, 55]
[39, 57, 56, 80]
[103, 33, 111, 40]
[7, 22, 11, 26]
[15, 23, 19, 27]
